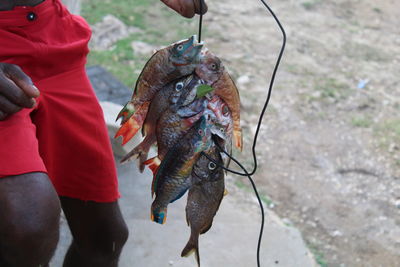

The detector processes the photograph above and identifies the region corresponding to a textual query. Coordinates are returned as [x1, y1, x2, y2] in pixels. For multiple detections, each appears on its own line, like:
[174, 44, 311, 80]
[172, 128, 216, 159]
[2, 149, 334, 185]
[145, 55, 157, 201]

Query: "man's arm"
[0, 63, 39, 120]
[160, 0, 208, 18]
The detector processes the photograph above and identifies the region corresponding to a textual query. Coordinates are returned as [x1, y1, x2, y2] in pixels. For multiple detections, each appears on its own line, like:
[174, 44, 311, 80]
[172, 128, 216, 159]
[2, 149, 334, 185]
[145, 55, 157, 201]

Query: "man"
[0, 0, 207, 266]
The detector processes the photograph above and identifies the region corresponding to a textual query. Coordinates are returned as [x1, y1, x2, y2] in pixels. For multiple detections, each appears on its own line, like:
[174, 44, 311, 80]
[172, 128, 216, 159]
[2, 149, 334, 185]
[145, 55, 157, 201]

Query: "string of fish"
[114, 0, 286, 266]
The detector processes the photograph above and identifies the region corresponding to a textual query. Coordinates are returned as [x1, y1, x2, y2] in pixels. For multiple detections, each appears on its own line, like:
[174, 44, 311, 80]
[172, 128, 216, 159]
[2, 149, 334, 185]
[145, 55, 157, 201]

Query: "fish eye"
[177, 44, 184, 51]
[175, 82, 184, 91]
[222, 105, 229, 115]
[208, 162, 217, 170]
[220, 128, 225, 133]
[210, 63, 218, 71]
[198, 129, 203, 135]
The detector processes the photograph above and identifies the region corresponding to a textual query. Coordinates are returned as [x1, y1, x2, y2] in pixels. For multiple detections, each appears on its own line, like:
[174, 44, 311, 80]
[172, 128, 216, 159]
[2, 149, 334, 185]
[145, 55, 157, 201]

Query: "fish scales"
[181, 146, 225, 267]
[151, 117, 213, 224]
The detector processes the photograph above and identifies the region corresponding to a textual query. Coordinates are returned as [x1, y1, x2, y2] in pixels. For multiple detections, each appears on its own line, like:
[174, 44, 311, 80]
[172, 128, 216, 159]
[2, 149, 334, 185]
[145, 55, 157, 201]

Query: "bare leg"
[61, 197, 129, 267]
[0, 172, 61, 267]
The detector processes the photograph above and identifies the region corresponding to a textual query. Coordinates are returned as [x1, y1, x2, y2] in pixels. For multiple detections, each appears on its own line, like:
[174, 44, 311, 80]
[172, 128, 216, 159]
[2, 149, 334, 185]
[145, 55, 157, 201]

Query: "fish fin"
[116, 101, 135, 125]
[144, 156, 161, 175]
[120, 144, 148, 166]
[170, 187, 189, 203]
[144, 156, 161, 197]
[200, 222, 213, 235]
[114, 117, 142, 145]
[233, 128, 243, 151]
[224, 189, 229, 196]
[151, 206, 167, 224]
[121, 135, 155, 172]
[181, 234, 200, 267]
[114, 103, 150, 145]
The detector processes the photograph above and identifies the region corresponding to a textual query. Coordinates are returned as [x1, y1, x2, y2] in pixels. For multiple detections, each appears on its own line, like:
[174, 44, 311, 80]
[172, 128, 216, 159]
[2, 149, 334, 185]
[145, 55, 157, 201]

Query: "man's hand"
[0, 63, 39, 120]
[161, 0, 208, 18]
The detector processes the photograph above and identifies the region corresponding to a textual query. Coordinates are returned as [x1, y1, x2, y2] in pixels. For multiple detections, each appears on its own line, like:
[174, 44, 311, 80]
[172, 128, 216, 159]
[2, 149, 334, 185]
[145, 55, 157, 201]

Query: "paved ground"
[51, 154, 316, 267]
[46, 67, 316, 266]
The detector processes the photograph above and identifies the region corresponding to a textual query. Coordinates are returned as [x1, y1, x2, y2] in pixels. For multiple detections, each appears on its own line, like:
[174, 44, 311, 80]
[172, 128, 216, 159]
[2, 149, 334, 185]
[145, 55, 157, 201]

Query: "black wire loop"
[198, 1, 286, 266]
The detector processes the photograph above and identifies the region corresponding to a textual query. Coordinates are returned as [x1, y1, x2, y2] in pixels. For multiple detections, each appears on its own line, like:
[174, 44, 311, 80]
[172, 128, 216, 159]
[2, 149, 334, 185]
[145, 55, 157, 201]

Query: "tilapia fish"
[120, 75, 209, 170]
[144, 94, 233, 175]
[142, 77, 212, 174]
[115, 36, 203, 144]
[181, 146, 225, 267]
[151, 116, 213, 224]
[195, 50, 243, 150]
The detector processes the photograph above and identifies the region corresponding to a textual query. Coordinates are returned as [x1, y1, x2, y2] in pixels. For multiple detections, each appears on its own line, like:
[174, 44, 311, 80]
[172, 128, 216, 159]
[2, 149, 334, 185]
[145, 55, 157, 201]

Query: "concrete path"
[51, 154, 316, 267]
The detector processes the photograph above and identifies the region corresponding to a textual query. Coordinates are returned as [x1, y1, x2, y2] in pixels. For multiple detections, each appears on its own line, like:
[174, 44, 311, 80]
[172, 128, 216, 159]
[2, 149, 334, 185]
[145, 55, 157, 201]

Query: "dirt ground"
[201, 0, 399, 266]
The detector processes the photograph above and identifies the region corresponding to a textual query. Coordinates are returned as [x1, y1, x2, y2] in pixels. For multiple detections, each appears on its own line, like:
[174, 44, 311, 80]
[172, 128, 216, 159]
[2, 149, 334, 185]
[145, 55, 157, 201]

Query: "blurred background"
[63, 0, 399, 266]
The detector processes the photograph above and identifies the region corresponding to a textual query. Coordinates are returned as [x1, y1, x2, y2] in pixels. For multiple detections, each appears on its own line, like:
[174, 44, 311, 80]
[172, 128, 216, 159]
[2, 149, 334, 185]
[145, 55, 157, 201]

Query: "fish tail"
[181, 233, 200, 267]
[116, 101, 135, 125]
[233, 128, 243, 151]
[151, 205, 167, 224]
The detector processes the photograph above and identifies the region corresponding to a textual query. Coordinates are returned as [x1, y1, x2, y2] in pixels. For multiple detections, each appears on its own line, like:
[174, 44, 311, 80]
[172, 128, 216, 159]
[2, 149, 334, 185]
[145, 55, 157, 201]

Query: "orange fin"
[114, 103, 150, 145]
[116, 101, 135, 125]
[224, 189, 229, 196]
[114, 116, 142, 145]
[143, 156, 161, 176]
[233, 128, 243, 151]
[144, 156, 161, 197]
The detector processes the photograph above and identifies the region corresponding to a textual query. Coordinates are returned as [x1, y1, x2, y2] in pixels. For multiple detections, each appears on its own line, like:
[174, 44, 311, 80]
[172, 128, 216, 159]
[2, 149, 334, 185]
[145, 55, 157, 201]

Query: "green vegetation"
[375, 119, 400, 148]
[81, 0, 199, 87]
[234, 180, 274, 207]
[315, 78, 349, 99]
[351, 115, 373, 128]
[307, 243, 328, 267]
[344, 41, 390, 62]
[304, 77, 350, 103]
[301, 0, 322, 11]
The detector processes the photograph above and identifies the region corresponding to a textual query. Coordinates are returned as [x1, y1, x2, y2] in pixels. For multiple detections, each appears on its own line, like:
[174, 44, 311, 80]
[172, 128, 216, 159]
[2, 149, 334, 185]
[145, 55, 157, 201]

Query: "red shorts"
[0, 0, 120, 202]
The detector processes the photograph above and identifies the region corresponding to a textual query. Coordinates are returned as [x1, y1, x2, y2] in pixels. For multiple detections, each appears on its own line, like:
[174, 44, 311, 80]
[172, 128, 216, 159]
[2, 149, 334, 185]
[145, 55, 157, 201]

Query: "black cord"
[198, 0, 203, 42]
[198, 0, 286, 267]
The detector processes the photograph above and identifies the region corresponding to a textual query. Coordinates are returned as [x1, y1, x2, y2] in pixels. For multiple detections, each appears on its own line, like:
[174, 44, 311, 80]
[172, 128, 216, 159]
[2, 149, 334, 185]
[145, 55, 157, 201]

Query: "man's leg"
[61, 197, 129, 267]
[0, 172, 61, 267]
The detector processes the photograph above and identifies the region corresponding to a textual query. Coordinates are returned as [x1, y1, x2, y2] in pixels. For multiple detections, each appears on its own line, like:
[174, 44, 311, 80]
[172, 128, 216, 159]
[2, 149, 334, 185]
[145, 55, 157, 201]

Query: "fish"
[142, 78, 212, 174]
[120, 75, 199, 168]
[115, 36, 203, 144]
[121, 75, 213, 172]
[151, 116, 213, 224]
[195, 50, 243, 150]
[144, 94, 233, 175]
[181, 146, 225, 267]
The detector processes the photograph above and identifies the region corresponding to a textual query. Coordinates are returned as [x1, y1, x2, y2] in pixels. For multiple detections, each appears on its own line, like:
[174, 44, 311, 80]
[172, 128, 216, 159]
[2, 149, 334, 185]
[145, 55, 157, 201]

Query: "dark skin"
[0, 0, 208, 266]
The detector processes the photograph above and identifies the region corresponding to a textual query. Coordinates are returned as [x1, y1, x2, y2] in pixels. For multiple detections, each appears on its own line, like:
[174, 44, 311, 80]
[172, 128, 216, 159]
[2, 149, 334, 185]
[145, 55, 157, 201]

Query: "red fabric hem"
[57, 190, 121, 203]
[0, 170, 48, 179]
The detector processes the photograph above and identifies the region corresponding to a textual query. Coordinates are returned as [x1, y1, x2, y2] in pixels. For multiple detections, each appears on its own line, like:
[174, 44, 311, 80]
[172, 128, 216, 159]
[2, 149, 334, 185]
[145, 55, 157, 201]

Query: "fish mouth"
[172, 35, 204, 66]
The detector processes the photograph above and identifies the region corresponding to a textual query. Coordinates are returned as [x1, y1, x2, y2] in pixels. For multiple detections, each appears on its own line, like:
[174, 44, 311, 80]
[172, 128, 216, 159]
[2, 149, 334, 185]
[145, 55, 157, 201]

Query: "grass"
[315, 78, 349, 99]
[304, 77, 350, 103]
[344, 41, 390, 62]
[307, 243, 328, 267]
[301, 0, 322, 10]
[375, 119, 400, 149]
[234, 180, 274, 207]
[81, 0, 199, 87]
[351, 115, 373, 128]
